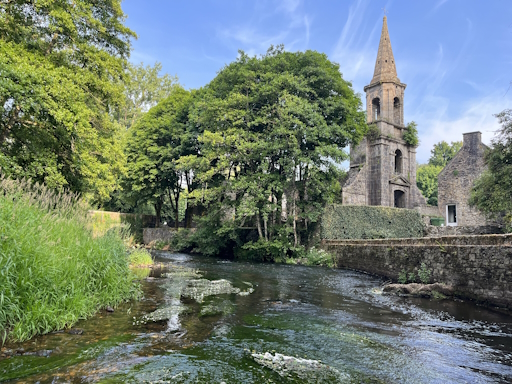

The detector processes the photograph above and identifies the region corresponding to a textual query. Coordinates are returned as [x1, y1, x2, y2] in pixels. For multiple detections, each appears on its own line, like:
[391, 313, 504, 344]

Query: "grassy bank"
[0, 178, 141, 343]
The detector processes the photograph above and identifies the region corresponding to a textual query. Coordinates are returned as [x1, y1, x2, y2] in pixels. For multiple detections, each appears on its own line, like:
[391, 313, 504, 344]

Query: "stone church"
[342, 16, 427, 209]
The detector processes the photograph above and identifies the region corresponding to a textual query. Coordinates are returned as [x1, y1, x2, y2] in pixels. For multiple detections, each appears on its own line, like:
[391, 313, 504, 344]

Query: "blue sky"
[122, 0, 512, 164]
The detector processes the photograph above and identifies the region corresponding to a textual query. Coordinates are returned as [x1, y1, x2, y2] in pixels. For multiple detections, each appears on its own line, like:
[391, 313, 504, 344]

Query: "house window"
[447, 204, 457, 226]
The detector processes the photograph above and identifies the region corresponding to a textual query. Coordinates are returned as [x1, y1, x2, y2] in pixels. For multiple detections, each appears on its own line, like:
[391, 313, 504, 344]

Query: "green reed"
[0, 177, 140, 344]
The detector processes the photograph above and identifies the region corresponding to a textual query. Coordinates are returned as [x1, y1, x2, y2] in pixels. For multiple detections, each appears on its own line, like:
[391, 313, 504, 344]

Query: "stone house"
[437, 131, 489, 226]
[342, 16, 426, 209]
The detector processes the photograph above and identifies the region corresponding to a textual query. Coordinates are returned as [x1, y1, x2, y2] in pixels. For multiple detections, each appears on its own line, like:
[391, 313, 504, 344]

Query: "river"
[1, 251, 511, 383]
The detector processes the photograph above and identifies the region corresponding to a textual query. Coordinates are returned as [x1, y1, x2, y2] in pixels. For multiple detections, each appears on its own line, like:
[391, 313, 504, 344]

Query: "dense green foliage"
[124, 87, 194, 227]
[0, 177, 140, 343]
[470, 109, 512, 231]
[428, 140, 462, 167]
[403, 121, 419, 146]
[128, 248, 154, 267]
[89, 210, 154, 244]
[416, 140, 461, 205]
[177, 46, 366, 259]
[0, 0, 134, 203]
[416, 164, 443, 205]
[117, 62, 179, 130]
[322, 205, 425, 240]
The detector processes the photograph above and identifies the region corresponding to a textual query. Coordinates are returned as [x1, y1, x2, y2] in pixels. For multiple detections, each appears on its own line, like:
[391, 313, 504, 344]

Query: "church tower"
[342, 16, 426, 209]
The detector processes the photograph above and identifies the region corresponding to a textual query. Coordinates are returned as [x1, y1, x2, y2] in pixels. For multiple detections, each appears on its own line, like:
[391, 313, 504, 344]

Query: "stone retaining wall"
[322, 234, 512, 309]
[143, 228, 176, 245]
[425, 225, 502, 237]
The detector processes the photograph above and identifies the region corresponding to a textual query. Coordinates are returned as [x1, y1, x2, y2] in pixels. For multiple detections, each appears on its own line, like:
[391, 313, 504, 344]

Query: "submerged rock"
[182, 279, 241, 303]
[199, 300, 235, 317]
[68, 328, 83, 335]
[383, 283, 453, 298]
[141, 303, 187, 332]
[250, 352, 347, 382]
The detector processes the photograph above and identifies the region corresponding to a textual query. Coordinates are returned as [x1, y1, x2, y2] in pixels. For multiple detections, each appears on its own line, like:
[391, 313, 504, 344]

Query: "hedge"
[322, 205, 425, 240]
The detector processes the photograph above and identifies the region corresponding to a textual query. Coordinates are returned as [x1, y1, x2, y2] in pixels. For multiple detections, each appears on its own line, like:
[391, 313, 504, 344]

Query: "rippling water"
[1, 251, 511, 383]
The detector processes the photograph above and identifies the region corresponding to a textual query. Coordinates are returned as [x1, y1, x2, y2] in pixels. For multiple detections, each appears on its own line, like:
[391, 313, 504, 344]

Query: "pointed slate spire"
[371, 16, 399, 84]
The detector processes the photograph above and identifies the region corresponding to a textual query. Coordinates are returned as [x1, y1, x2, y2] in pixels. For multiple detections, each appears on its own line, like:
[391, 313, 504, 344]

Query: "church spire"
[371, 16, 399, 84]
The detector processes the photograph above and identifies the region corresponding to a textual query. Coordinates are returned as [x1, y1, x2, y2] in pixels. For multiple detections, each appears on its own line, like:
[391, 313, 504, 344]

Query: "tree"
[0, 0, 135, 202]
[416, 164, 443, 205]
[470, 109, 512, 231]
[428, 141, 462, 167]
[123, 87, 193, 227]
[416, 140, 462, 206]
[117, 62, 179, 130]
[184, 46, 366, 258]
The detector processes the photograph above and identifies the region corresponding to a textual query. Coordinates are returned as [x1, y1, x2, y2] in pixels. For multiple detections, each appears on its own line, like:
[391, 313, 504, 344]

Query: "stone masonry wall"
[322, 234, 512, 309]
[438, 132, 488, 226]
[143, 228, 176, 245]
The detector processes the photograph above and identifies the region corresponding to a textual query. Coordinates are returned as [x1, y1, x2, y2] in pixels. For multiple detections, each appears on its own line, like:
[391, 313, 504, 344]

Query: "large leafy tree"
[124, 87, 193, 227]
[0, 0, 135, 202]
[416, 140, 462, 205]
[184, 46, 366, 258]
[117, 62, 179, 130]
[416, 164, 443, 205]
[470, 109, 512, 231]
[428, 140, 462, 167]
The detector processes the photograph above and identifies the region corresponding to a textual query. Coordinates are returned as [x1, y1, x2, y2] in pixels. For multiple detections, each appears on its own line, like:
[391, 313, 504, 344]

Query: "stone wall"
[143, 228, 176, 245]
[322, 234, 512, 309]
[438, 132, 488, 226]
[425, 225, 503, 237]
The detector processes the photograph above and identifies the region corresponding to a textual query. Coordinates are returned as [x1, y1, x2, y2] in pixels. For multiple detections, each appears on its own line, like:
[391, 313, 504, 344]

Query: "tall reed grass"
[0, 177, 140, 343]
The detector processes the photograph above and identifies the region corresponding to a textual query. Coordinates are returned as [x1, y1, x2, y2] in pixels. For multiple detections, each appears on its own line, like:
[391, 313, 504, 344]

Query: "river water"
[1, 251, 512, 383]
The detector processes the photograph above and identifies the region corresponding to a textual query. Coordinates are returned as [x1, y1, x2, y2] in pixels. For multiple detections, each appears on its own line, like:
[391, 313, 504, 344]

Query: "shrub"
[322, 205, 425, 240]
[403, 121, 419, 146]
[128, 248, 154, 267]
[0, 177, 140, 343]
[418, 262, 432, 284]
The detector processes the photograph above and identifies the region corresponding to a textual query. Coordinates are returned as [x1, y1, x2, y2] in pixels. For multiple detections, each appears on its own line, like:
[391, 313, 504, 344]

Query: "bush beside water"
[0, 178, 140, 343]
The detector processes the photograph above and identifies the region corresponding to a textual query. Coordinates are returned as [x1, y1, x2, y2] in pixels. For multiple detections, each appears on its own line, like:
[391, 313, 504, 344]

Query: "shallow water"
[1, 251, 512, 383]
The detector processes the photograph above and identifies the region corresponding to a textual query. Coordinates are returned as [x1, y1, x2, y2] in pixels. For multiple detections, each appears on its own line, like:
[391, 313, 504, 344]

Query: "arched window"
[372, 98, 380, 121]
[395, 149, 402, 174]
[393, 97, 400, 124]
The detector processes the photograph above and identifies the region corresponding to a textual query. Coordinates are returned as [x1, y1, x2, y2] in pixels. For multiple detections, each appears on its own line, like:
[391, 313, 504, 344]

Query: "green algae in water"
[0, 334, 135, 382]
[199, 299, 235, 317]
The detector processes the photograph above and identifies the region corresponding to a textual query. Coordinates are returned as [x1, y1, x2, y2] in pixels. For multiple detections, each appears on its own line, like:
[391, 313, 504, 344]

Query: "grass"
[0, 177, 141, 344]
[128, 248, 154, 267]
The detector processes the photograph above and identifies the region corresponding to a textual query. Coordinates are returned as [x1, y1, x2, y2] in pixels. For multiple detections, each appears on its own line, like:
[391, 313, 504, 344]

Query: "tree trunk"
[154, 200, 162, 228]
[256, 213, 264, 240]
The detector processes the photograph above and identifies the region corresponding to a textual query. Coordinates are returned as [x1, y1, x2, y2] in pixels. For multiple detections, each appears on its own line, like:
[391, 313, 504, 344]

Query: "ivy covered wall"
[321, 205, 425, 240]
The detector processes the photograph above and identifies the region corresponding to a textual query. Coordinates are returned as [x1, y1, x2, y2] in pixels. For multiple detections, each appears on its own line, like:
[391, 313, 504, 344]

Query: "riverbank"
[322, 234, 512, 311]
[2, 251, 511, 382]
[0, 178, 142, 344]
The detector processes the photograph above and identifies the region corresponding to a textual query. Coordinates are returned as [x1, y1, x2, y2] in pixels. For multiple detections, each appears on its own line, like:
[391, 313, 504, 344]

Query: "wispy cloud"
[428, 0, 450, 16]
[216, 0, 311, 55]
[414, 94, 509, 163]
[330, 0, 382, 90]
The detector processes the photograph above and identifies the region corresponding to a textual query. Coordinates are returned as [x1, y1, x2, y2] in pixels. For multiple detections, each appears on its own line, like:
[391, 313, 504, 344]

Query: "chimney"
[462, 131, 482, 153]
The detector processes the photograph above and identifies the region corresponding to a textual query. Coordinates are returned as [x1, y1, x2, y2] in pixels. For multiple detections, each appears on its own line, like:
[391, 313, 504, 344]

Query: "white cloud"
[216, 0, 311, 55]
[331, 0, 382, 90]
[414, 95, 510, 163]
